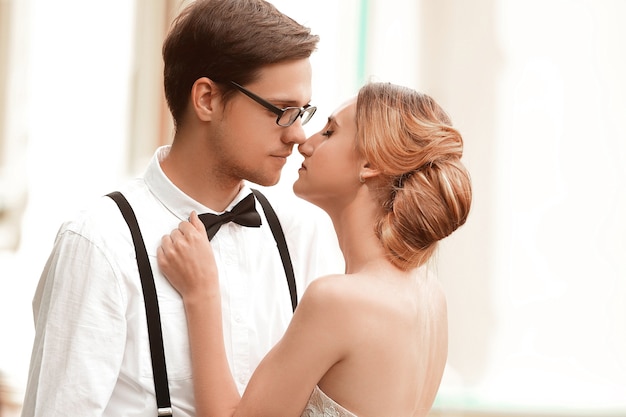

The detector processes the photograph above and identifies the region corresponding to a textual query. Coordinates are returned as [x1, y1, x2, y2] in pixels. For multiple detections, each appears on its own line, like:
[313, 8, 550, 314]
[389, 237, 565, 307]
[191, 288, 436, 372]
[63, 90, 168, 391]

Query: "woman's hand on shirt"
[158, 211, 219, 302]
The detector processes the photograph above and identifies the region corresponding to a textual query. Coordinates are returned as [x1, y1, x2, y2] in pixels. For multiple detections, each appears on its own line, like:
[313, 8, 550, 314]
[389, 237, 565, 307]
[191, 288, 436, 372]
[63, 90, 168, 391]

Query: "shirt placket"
[222, 223, 251, 392]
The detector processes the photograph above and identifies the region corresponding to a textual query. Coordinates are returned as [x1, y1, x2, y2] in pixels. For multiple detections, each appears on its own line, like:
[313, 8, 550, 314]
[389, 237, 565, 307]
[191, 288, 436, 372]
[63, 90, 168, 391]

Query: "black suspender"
[107, 191, 173, 417]
[251, 189, 297, 313]
[106, 189, 296, 416]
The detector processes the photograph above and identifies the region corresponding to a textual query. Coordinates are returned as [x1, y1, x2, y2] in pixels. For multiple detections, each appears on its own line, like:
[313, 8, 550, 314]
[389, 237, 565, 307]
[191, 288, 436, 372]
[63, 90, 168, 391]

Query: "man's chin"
[248, 174, 281, 188]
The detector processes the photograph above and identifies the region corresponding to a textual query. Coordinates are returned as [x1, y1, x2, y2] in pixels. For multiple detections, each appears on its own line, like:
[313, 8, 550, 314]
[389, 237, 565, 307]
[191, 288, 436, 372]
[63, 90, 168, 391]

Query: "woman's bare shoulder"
[296, 274, 376, 335]
[298, 274, 358, 315]
[301, 274, 379, 310]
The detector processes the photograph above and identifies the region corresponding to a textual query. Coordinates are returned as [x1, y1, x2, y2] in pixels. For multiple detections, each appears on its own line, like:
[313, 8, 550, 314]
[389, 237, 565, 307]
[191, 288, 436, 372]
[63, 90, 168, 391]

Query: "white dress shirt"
[20, 146, 343, 417]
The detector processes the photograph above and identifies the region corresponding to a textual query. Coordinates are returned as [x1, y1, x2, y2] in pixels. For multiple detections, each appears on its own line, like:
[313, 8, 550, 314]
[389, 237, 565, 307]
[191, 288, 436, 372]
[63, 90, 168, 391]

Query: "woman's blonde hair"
[356, 83, 472, 270]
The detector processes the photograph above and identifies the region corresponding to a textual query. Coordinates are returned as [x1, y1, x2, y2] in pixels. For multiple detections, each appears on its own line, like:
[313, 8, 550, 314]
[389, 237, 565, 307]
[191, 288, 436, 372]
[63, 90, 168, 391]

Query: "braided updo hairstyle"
[356, 83, 472, 271]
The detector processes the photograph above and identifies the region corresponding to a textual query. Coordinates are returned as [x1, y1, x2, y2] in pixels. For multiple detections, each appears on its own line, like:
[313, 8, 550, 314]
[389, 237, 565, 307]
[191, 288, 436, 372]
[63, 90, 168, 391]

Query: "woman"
[157, 82, 472, 417]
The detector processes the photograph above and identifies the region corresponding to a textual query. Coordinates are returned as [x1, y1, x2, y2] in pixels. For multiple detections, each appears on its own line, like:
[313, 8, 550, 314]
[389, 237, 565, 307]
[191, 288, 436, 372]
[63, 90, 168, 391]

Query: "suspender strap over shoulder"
[251, 189, 298, 312]
[106, 191, 173, 417]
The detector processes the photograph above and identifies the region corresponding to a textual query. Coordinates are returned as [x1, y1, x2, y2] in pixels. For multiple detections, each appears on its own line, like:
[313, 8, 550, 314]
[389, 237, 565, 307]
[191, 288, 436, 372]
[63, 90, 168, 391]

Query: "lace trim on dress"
[301, 386, 359, 417]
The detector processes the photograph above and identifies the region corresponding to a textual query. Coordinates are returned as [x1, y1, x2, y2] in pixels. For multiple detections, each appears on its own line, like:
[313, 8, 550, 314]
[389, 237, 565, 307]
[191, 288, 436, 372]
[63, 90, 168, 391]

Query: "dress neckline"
[313, 386, 358, 417]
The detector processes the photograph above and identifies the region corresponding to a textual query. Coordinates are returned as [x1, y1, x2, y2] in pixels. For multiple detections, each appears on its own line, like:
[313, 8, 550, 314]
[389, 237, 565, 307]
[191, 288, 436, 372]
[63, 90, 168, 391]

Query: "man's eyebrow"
[266, 93, 312, 107]
[271, 98, 306, 106]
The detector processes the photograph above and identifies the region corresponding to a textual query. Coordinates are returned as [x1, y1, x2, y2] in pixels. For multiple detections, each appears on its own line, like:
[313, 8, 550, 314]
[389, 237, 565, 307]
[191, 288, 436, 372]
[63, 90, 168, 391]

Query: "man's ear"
[191, 77, 220, 122]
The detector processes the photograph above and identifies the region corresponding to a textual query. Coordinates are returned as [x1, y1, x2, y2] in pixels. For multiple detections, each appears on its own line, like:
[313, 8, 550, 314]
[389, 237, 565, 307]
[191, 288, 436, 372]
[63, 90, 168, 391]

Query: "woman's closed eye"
[321, 130, 334, 138]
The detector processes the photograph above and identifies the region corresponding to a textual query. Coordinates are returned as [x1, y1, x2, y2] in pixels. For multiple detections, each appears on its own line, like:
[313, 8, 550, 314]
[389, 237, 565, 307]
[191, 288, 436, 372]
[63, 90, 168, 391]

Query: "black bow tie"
[197, 193, 262, 240]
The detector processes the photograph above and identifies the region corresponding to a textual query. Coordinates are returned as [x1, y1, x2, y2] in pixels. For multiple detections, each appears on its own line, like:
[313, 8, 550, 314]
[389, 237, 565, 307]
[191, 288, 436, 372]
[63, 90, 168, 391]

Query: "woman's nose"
[297, 134, 316, 157]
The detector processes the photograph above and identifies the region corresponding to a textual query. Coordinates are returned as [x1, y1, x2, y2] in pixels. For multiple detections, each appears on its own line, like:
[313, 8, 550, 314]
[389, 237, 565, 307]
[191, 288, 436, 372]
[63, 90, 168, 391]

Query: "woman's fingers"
[189, 211, 206, 233]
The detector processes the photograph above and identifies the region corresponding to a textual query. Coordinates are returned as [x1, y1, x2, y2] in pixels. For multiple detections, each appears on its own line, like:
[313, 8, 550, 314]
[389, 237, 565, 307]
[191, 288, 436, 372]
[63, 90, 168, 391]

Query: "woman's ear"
[359, 161, 382, 182]
[191, 77, 220, 122]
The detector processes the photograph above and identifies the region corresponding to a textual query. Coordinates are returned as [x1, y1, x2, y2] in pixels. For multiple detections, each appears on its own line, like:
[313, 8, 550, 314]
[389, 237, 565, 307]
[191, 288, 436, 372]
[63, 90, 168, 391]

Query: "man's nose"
[281, 121, 306, 145]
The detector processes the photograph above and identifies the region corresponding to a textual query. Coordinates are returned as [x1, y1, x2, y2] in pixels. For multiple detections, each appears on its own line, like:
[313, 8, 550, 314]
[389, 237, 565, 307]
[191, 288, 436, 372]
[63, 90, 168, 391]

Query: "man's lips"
[272, 152, 292, 159]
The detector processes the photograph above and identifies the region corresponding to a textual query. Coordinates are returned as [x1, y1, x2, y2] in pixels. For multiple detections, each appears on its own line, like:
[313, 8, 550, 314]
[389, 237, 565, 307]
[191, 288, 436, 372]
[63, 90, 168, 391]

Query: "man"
[21, 1, 341, 416]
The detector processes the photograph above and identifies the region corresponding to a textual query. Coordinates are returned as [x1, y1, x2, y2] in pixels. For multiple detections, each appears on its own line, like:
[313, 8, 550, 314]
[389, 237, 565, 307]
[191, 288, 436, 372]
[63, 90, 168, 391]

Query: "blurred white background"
[0, 0, 625, 416]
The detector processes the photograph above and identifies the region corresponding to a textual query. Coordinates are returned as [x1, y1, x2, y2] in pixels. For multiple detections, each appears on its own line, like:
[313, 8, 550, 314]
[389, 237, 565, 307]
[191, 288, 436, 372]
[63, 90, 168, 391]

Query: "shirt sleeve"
[21, 226, 127, 417]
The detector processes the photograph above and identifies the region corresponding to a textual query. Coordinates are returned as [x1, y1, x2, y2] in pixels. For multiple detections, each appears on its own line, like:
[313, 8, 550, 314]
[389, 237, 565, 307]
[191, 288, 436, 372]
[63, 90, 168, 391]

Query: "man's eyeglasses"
[229, 81, 317, 127]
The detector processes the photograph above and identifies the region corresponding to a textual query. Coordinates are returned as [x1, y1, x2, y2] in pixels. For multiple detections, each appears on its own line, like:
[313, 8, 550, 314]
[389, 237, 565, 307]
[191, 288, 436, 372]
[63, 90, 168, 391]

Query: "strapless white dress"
[301, 386, 358, 417]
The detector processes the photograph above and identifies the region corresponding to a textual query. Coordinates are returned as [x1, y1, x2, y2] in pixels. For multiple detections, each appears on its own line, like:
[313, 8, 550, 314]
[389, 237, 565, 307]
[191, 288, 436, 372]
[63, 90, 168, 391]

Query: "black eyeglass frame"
[229, 81, 317, 127]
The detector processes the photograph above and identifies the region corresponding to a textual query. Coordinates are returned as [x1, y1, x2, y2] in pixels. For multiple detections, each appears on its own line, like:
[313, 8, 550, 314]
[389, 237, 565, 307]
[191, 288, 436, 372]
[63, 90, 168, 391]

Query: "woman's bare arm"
[158, 213, 350, 417]
[235, 276, 351, 416]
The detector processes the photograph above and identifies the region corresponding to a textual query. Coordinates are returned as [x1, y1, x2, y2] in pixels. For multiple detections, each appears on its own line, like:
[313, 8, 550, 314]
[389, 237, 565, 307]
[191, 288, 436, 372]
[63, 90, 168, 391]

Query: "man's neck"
[160, 143, 244, 212]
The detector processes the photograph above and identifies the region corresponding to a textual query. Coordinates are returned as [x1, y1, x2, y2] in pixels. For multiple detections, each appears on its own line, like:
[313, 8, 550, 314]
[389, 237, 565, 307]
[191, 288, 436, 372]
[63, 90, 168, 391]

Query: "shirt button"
[234, 315, 242, 323]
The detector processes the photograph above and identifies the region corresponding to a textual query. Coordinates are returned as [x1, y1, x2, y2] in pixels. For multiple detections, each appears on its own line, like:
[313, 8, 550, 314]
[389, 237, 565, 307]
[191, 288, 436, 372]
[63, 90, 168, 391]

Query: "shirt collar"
[144, 145, 253, 221]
